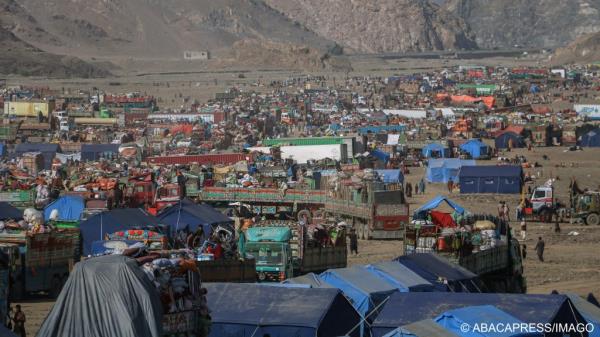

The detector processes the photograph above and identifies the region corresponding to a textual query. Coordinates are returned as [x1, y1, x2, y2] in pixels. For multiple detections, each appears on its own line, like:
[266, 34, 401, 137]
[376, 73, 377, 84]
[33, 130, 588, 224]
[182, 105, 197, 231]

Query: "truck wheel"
[297, 209, 312, 222]
[49, 276, 62, 299]
[586, 213, 600, 226]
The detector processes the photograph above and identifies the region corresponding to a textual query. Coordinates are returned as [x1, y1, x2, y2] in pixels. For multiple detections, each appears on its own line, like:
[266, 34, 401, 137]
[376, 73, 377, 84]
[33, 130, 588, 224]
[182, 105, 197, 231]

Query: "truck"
[572, 191, 600, 226]
[0, 229, 80, 300]
[403, 216, 525, 293]
[525, 185, 558, 223]
[245, 223, 347, 282]
[0, 190, 36, 209]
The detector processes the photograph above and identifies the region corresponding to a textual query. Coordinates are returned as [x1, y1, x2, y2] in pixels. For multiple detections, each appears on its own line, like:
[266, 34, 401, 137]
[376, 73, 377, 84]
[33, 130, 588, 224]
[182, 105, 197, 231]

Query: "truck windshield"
[246, 243, 284, 266]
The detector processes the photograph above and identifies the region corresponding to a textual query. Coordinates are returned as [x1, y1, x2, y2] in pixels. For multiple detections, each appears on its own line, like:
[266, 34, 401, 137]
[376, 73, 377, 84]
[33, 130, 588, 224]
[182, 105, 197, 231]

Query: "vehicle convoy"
[0, 229, 80, 300]
[244, 222, 347, 282]
[404, 215, 525, 293]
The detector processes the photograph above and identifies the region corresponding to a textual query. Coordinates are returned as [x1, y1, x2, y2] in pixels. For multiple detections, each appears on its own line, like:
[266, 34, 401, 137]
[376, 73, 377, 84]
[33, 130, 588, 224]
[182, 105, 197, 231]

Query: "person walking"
[521, 244, 527, 259]
[12, 304, 26, 337]
[534, 237, 545, 262]
[349, 229, 358, 255]
[520, 220, 527, 241]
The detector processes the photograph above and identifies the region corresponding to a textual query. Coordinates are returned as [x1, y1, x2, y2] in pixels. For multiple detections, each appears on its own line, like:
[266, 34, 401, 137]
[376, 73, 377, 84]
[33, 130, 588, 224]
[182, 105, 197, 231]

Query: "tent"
[0, 143, 5, 157]
[565, 293, 600, 337]
[14, 143, 61, 169]
[459, 139, 489, 159]
[36, 255, 162, 337]
[426, 159, 475, 183]
[413, 195, 465, 218]
[205, 283, 361, 337]
[422, 143, 449, 158]
[375, 170, 404, 184]
[285, 273, 335, 288]
[371, 149, 390, 163]
[495, 132, 524, 149]
[364, 261, 434, 292]
[80, 143, 120, 161]
[43, 195, 85, 221]
[459, 166, 522, 194]
[435, 305, 542, 337]
[157, 199, 233, 235]
[580, 129, 600, 147]
[0, 202, 23, 220]
[371, 293, 587, 337]
[396, 254, 479, 293]
[0, 324, 19, 337]
[383, 319, 462, 337]
[79, 208, 165, 256]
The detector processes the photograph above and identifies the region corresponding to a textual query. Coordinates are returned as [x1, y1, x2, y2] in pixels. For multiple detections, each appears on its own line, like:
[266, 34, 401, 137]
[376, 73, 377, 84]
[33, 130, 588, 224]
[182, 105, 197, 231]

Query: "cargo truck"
[0, 229, 80, 300]
[0, 190, 36, 209]
[245, 222, 347, 282]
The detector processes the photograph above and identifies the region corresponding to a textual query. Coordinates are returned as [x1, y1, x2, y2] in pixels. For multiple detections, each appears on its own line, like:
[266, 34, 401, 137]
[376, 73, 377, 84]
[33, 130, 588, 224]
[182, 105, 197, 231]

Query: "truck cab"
[244, 227, 294, 282]
[530, 186, 553, 211]
[575, 192, 600, 226]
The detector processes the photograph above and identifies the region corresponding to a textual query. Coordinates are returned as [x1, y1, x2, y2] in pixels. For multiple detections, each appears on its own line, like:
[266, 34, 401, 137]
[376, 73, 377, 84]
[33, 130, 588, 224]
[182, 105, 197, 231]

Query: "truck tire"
[586, 213, 600, 226]
[297, 209, 312, 222]
[49, 276, 62, 299]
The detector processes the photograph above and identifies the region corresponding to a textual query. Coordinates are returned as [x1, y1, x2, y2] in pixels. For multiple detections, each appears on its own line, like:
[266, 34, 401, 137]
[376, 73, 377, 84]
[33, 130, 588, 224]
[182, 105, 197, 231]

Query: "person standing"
[12, 304, 26, 337]
[502, 202, 510, 222]
[349, 229, 358, 255]
[176, 170, 187, 198]
[521, 244, 527, 259]
[534, 237, 545, 262]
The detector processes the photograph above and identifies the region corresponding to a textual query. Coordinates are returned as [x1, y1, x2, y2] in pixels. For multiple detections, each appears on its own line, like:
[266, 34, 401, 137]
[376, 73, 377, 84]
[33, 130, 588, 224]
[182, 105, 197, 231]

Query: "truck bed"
[196, 259, 256, 282]
[200, 187, 327, 204]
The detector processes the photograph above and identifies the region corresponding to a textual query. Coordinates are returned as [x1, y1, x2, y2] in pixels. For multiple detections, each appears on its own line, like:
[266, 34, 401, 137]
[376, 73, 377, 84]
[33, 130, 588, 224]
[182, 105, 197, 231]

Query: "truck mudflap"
[370, 229, 405, 240]
[162, 310, 211, 337]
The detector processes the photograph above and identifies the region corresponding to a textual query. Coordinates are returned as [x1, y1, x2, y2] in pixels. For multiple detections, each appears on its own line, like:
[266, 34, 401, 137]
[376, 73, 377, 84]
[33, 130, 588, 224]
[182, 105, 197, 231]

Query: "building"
[3, 101, 55, 118]
[183, 51, 210, 60]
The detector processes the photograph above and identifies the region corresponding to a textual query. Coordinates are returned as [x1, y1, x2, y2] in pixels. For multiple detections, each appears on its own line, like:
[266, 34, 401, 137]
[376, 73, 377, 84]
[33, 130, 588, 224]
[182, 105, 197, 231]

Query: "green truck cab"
[245, 226, 294, 282]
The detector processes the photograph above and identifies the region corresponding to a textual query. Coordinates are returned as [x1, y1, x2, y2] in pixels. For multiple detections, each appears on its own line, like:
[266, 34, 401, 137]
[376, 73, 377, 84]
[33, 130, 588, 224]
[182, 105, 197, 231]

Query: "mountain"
[264, 0, 477, 53]
[552, 32, 600, 65]
[446, 0, 600, 49]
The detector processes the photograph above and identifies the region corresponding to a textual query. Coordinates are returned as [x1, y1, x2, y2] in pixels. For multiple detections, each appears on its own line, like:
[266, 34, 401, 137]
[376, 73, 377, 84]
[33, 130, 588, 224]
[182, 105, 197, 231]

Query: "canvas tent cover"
[413, 195, 465, 218]
[459, 139, 489, 159]
[580, 129, 600, 147]
[44, 195, 85, 221]
[0, 202, 23, 220]
[364, 261, 434, 292]
[426, 159, 475, 183]
[36, 255, 162, 337]
[81, 144, 120, 161]
[157, 199, 232, 235]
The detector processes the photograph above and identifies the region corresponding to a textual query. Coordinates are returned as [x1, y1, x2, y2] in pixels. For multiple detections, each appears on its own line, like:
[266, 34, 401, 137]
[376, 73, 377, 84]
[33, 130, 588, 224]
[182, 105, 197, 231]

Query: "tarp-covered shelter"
[459, 139, 490, 159]
[375, 169, 404, 184]
[566, 293, 600, 337]
[14, 143, 61, 169]
[0, 201, 23, 220]
[79, 208, 164, 256]
[36, 255, 162, 337]
[364, 261, 434, 292]
[426, 159, 475, 183]
[422, 143, 449, 158]
[459, 166, 523, 194]
[285, 272, 334, 288]
[396, 254, 478, 292]
[413, 195, 465, 219]
[0, 143, 5, 157]
[205, 283, 361, 337]
[580, 129, 600, 147]
[372, 293, 587, 337]
[157, 199, 233, 235]
[495, 132, 524, 149]
[43, 195, 85, 221]
[81, 143, 120, 161]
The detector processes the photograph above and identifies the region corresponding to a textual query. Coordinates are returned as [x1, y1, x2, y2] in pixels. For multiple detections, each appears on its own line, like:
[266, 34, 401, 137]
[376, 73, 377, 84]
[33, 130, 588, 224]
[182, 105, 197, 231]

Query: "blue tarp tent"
[44, 195, 85, 221]
[80, 144, 120, 161]
[389, 319, 460, 337]
[372, 293, 587, 337]
[364, 261, 434, 292]
[157, 199, 233, 235]
[459, 166, 522, 194]
[566, 293, 600, 337]
[371, 149, 390, 163]
[435, 305, 541, 337]
[460, 139, 489, 159]
[495, 132, 524, 149]
[580, 129, 600, 147]
[426, 159, 475, 183]
[79, 208, 164, 256]
[422, 143, 449, 158]
[205, 283, 361, 337]
[0, 143, 5, 157]
[376, 170, 404, 184]
[395, 254, 478, 292]
[14, 143, 61, 169]
[0, 202, 23, 220]
[413, 195, 465, 218]
[285, 273, 334, 288]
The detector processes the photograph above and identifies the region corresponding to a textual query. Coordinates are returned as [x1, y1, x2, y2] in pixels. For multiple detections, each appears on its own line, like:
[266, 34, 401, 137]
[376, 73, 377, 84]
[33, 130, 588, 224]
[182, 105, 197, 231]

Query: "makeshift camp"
[422, 143, 449, 158]
[79, 208, 165, 256]
[205, 283, 361, 337]
[14, 143, 61, 169]
[495, 132, 524, 149]
[371, 293, 587, 337]
[459, 166, 523, 194]
[396, 254, 478, 293]
[157, 199, 233, 235]
[426, 159, 475, 183]
[459, 139, 490, 159]
[0, 201, 23, 220]
[364, 261, 434, 292]
[80, 143, 120, 161]
[43, 195, 85, 222]
[580, 129, 600, 147]
[36, 255, 163, 337]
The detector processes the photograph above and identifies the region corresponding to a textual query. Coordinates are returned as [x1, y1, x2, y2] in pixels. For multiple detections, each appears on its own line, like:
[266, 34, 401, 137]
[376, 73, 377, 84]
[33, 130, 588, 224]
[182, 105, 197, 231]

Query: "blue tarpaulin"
[388, 319, 460, 337]
[459, 139, 489, 159]
[44, 195, 85, 221]
[372, 293, 587, 337]
[566, 293, 600, 337]
[426, 159, 475, 183]
[495, 132, 524, 149]
[205, 283, 361, 337]
[364, 262, 434, 292]
[79, 208, 164, 256]
[0, 143, 5, 157]
[80, 144, 120, 161]
[0, 202, 23, 220]
[422, 143, 449, 158]
[14, 143, 61, 169]
[157, 199, 232, 235]
[371, 149, 390, 163]
[395, 254, 478, 293]
[580, 129, 600, 147]
[413, 195, 465, 218]
[285, 273, 335, 288]
[376, 170, 404, 184]
[459, 166, 522, 194]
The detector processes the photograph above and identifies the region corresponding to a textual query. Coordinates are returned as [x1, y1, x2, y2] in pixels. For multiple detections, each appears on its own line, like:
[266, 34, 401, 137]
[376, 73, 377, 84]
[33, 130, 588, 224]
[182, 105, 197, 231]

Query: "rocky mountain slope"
[446, 0, 600, 49]
[264, 0, 477, 53]
[552, 32, 600, 65]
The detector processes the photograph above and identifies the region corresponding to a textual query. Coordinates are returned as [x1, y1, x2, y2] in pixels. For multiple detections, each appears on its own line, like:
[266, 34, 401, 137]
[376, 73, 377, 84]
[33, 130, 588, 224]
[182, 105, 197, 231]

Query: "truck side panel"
[300, 246, 347, 274]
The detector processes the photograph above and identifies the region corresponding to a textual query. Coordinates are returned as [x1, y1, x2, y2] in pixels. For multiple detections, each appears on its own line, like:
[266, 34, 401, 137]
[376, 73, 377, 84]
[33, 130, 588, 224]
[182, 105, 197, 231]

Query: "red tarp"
[430, 211, 457, 228]
[450, 95, 495, 109]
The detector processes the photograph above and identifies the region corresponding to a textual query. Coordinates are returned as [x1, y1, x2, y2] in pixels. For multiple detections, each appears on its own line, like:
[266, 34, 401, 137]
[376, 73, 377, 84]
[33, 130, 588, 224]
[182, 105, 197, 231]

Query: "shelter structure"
[458, 166, 523, 194]
[43, 195, 85, 221]
[157, 199, 233, 235]
[459, 139, 489, 159]
[426, 159, 475, 183]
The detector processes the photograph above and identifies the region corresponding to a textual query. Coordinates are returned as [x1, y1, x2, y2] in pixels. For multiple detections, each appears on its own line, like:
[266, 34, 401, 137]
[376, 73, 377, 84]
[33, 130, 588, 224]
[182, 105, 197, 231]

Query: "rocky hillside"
[264, 0, 477, 53]
[552, 32, 600, 65]
[446, 0, 600, 49]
